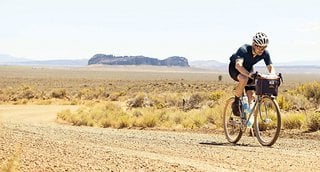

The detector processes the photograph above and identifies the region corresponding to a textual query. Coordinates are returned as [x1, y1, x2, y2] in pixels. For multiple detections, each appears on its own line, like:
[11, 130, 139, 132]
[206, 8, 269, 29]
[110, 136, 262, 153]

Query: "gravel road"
[0, 105, 319, 172]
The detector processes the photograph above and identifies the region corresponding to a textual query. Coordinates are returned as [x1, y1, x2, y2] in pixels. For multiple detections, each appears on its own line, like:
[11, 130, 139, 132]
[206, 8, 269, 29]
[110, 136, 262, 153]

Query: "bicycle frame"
[241, 95, 269, 129]
[241, 96, 257, 128]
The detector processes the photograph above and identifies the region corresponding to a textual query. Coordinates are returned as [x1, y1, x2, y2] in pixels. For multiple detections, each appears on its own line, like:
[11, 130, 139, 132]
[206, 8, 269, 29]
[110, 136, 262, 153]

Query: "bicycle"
[223, 72, 283, 146]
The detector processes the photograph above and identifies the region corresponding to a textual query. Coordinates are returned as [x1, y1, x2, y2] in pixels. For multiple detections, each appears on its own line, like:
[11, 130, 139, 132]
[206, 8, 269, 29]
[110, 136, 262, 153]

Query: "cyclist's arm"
[267, 64, 276, 74]
[263, 51, 275, 74]
[235, 58, 253, 78]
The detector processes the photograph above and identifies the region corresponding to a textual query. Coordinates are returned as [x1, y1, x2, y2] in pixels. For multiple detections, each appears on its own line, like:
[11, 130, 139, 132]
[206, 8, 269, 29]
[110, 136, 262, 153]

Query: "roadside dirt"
[0, 105, 319, 171]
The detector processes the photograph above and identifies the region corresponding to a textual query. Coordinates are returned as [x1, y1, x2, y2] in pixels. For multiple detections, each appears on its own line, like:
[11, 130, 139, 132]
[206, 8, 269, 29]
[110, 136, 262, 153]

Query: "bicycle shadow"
[199, 141, 259, 147]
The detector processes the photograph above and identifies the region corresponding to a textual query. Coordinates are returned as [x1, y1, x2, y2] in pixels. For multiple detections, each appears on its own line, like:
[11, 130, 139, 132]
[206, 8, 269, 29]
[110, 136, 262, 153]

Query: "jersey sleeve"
[229, 45, 247, 62]
[263, 50, 272, 65]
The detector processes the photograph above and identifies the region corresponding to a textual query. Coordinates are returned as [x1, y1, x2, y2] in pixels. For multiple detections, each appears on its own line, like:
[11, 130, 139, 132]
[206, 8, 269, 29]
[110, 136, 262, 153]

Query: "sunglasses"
[254, 44, 267, 50]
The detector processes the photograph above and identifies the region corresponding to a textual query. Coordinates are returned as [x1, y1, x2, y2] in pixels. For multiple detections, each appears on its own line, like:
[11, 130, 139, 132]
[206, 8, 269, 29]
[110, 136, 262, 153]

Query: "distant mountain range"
[11, 59, 89, 66]
[189, 60, 226, 71]
[0, 54, 28, 63]
[1, 53, 319, 73]
[189, 60, 320, 73]
[277, 60, 320, 67]
[0, 54, 88, 67]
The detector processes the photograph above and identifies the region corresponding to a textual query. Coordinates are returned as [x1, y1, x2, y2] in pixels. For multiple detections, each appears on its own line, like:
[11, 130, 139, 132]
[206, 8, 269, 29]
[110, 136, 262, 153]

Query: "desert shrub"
[171, 112, 183, 124]
[157, 111, 170, 122]
[56, 92, 229, 131]
[306, 112, 320, 132]
[204, 105, 224, 128]
[77, 87, 110, 100]
[57, 96, 226, 130]
[0, 89, 7, 102]
[164, 93, 180, 107]
[208, 90, 224, 101]
[57, 109, 72, 121]
[57, 102, 129, 128]
[146, 93, 177, 108]
[277, 95, 290, 111]
[17, 86, 37, 99]
[132, 110, 143, 117]
[127, 94, 146, 108]
[131, 108, 167, 128]
[99, 118, 112, 128]
[0, 94, 8, 102]
[296, 81, 320, 103]
[148, 92, 208, 110]
[282, 113, 305, 129]
[182, 93, 205, 111]
[140, 114, 157, 127]
[181, 110, 206, 129]
[109, 92, 126, 101]
[152, 99, 165, 109]
[100, 91, 110, 99]
[77, 88, 96, 100]
[115, 115, 131, 128]
[277, 93, 311, 111]
[6, 86, 39, 102]
[21, 89, 35, 99]
[189, 93, 202, 105]
[51, 89, 67, 99]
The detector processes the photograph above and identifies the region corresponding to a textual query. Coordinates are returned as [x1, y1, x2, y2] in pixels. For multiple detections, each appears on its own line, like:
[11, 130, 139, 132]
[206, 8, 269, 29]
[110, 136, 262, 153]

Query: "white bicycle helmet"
[253, 32, 269, 46]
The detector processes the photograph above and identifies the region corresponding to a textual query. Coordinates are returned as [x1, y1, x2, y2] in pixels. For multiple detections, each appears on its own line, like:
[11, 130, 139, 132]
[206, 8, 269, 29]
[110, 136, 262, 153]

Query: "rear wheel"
[254, 96, 281, 146]
[223, 97, 243, 143]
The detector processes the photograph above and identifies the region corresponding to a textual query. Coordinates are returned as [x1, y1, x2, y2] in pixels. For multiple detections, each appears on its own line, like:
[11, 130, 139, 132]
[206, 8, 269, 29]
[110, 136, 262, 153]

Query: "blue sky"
[0, 0, 319, 63]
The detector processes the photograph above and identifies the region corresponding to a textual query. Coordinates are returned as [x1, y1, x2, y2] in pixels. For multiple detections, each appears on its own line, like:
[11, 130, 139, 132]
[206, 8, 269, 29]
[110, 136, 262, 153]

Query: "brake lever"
[252, 71, 260, 80]
[278, 73, 283, 83]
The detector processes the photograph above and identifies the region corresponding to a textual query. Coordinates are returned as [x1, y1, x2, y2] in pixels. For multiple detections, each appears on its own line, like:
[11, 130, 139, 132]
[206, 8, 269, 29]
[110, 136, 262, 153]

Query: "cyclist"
[228, 32, 276, 116]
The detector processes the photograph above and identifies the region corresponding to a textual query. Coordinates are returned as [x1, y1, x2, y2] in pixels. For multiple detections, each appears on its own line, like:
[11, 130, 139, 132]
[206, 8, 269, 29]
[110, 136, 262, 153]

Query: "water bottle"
[243, 95, 254, 128]
[242, 95, 249, 120]
[242, 95, 250, 114]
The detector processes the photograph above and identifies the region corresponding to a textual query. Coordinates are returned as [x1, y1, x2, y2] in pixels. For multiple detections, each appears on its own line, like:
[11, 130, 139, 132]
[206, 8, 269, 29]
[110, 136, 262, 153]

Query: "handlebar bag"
[255, 77, 280, 96]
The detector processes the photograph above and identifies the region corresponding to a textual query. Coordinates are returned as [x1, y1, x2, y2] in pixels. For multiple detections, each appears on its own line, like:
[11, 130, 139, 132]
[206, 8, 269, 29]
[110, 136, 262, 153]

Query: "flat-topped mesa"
[88, 54, 189, 67]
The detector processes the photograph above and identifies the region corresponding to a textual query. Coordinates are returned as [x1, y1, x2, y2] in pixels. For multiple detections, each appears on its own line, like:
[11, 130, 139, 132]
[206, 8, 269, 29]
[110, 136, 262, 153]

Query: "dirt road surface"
[0, 105, 319, 171]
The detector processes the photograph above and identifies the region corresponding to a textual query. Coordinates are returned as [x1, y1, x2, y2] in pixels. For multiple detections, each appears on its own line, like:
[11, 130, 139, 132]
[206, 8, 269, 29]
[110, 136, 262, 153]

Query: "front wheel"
[223, 97, 243, 143]
[254, 96, 281, 146]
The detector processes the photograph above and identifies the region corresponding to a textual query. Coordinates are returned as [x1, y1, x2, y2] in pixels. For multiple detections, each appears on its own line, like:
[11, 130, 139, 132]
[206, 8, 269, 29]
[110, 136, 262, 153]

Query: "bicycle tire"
[254, 96, 281, 146]
[223, 97, 243, 143]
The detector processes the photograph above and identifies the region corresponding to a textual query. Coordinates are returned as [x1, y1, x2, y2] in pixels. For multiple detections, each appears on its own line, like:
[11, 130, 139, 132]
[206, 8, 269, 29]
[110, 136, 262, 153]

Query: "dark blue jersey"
[229, 44, 272, 72]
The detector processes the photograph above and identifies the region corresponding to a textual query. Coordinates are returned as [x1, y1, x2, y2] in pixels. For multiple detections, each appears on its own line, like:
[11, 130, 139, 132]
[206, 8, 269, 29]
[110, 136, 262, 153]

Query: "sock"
[234, 96, 240, 102]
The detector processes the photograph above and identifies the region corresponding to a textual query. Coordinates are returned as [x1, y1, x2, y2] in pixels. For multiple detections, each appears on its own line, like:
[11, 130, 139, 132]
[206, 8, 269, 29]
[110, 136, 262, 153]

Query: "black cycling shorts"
[228, 62, 255, 91]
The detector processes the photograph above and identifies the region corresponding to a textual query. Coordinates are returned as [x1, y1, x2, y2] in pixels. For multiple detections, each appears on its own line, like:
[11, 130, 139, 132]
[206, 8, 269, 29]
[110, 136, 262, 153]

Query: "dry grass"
[1, 65, 320, 132]
[306, 112, 320, 132]
[296, 81, 320, 104]
[0, 144, 22, 172]
[282, 112, 306, 130]
[57, 100, 225, 130]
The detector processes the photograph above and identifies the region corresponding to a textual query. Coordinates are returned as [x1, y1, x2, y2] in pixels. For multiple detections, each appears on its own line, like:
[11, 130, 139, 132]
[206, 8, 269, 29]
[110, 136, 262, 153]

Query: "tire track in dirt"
[1, 105, 320, 171]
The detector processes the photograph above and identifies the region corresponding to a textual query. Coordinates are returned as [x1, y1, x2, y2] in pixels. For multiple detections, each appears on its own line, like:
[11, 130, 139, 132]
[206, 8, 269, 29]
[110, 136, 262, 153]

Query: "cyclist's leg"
[228, 63, 248, 97]
[236, 74, 249, 97]
[230, 74, 249, 116]
[245, 79, 256, 136]
[246, 89, 255, 105]
[245, 78, 256, 104]
[229, 64, 247, 116]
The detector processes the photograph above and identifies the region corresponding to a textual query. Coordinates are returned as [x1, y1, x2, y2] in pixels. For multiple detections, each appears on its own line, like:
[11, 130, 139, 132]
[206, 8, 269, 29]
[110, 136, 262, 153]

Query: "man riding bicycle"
[228, 32, 276, 116]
